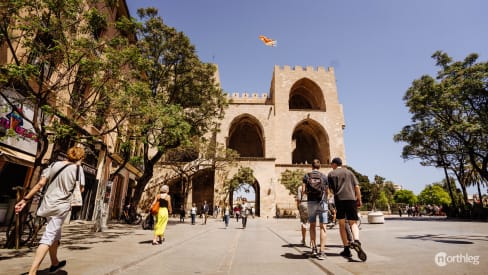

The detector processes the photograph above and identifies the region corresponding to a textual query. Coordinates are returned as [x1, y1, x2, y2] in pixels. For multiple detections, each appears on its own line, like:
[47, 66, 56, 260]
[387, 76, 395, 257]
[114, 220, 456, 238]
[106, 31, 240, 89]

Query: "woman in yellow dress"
[151, 185, 172, 245]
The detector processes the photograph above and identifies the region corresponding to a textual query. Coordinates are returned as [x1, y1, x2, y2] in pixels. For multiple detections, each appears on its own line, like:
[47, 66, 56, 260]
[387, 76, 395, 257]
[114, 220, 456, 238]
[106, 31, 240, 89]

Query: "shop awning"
[0, 146, 35, 167]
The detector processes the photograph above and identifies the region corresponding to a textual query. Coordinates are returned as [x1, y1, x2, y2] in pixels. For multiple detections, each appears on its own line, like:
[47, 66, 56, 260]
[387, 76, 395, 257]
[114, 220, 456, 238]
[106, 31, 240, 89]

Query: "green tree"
[280, 169, 306, 197]
[393, 189, 418, 205]
[376, 190, 389, 210]
[223, 166, 255, 199]
[394, 51, 488, 205]
[128, 8, 227, 206]
[162, 137, 239, 208]
[418, 184, 451, 206]
[1, 0, 143, 238]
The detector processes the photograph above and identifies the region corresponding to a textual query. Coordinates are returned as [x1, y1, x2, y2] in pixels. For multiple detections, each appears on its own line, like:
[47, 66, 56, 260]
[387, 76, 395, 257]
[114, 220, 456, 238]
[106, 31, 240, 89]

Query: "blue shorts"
[307, 201, 328, 224]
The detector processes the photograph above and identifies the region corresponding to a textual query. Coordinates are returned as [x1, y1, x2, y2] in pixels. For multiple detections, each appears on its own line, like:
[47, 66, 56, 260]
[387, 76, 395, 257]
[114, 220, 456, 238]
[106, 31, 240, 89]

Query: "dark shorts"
[335, 200, 359, 220]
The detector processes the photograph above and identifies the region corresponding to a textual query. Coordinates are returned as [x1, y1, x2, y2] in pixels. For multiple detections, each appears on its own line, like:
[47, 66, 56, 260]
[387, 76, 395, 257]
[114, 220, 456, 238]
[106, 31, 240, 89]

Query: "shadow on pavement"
[281, 252, 309, 259]
[0, 248, 34, 261]
[396, 233, 485, 244]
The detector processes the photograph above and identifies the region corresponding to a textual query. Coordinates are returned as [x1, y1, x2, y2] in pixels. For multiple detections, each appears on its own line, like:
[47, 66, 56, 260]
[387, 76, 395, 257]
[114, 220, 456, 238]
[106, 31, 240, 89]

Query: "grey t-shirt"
[328, 167, 358, 201]
[41, 161, 85, 215]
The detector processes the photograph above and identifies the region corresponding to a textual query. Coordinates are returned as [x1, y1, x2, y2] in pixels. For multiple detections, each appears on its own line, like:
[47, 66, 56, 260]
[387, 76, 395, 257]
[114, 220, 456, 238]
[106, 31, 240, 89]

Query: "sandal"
[49, 260, 66, 273]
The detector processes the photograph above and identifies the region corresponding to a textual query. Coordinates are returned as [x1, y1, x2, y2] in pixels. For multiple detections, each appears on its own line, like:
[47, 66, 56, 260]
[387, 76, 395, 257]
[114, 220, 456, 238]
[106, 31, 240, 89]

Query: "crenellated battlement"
[226, 92, 269, 104]
[274, 65, 334, 73]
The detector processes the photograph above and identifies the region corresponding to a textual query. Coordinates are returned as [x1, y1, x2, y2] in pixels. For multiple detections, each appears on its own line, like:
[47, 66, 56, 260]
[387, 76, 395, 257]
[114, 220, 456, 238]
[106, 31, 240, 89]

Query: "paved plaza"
[0, 215, 487, 274]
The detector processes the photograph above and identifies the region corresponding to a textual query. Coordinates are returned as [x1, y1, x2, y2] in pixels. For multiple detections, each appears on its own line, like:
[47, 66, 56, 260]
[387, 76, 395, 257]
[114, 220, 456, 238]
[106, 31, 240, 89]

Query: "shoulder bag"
[150, 195, 160, 215]
[70, 165, 83, 207]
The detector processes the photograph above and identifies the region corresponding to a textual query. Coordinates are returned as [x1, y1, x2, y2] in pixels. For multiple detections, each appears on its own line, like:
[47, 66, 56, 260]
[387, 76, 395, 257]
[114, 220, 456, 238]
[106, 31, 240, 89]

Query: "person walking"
[202, 200, 209, 224]
[296, 184, 309, 246]
[328, 157, 367, 261]
[150, 185, 172, 245]
[302, 159, 328, 260]
[14, 146, 86, 274]
[223, 203, 230, 228]
[234, 205, 240, 222]
[190, 203, 197, 225]
[179, 205, 185, 223]
[241, 198, 250, 228]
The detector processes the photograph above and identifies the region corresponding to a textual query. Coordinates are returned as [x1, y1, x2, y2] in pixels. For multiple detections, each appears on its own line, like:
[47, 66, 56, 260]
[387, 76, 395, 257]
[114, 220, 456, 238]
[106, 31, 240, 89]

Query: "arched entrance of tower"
[227, 114, 265, 157]
[292, 119, 330, 164]
[192, 168, 215, 214]
[289, 78, 326, 110]
[230, 179, 261, 217]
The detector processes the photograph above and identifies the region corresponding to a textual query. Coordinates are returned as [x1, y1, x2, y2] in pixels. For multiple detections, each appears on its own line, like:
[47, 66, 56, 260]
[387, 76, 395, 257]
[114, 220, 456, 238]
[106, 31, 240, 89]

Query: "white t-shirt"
[39, 161, 85, 216]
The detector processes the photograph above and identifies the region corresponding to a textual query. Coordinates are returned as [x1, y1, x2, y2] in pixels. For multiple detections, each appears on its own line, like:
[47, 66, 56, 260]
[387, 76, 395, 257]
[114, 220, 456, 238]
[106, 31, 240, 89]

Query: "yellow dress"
[154, 195, 169, 237]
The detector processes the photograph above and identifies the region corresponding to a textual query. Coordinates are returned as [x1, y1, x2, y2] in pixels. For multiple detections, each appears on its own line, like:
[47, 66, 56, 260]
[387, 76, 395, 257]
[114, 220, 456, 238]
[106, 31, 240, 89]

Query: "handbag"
[70, 165, 83, 207]
[37, 163, 73, 217]
[150, 200, 160, 215]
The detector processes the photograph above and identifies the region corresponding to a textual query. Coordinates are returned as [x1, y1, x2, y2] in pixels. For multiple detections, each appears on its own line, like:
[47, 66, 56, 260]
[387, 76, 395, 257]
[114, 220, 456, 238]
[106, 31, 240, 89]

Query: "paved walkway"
[1, 215, 487, 274]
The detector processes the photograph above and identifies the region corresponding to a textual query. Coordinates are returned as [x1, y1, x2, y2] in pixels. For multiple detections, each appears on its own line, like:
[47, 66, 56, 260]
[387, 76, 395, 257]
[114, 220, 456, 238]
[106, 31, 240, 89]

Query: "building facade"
[144, 65, 347, 218]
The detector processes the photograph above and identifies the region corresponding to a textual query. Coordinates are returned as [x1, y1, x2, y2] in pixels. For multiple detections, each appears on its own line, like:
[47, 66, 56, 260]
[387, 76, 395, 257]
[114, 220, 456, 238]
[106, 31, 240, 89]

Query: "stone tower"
[212, 65, 346, 218]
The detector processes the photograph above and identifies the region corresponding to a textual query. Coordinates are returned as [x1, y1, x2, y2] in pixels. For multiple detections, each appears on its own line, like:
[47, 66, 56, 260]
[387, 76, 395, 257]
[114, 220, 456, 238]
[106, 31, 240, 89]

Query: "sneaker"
[350, 240, 367, 261]
[315, 251, 326, 260]
[311, 246, 318, 257]
[49, 260, 66, 273]
[339, 249, 352, 258]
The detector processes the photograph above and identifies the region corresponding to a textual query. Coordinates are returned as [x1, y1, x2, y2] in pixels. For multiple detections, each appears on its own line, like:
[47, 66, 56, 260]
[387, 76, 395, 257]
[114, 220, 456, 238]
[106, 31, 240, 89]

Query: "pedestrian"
[328, 157, 367, 261]
[202, 200, 209, 224]
[14, 146, 85, 274]
[223, 202, 230, 228]
[234, 205, 240, 222]
[150, 185, 172, 245]
[296, 184, 309, 246]
[302, 159, 328, 260]
[241, 198, 250, 228]
[179, 205, 185, 222]
[328, 193, 337, 226]
[190, 203, 197, 225]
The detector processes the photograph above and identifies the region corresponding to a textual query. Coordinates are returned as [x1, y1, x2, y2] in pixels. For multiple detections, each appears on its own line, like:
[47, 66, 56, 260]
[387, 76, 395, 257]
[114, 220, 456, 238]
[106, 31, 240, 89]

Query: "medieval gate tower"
[146, 65, 346, 218]
[212, 65, 346, 218]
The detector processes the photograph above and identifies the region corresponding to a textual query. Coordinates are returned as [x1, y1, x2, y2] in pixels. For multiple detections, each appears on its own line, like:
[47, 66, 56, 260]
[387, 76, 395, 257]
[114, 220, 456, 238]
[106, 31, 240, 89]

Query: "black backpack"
[306, 171, 326, 201]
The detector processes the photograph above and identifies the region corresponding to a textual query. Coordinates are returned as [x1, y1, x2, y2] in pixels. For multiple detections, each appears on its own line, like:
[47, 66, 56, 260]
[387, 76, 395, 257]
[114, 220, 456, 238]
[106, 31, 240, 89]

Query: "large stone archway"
[289, 78, 326, 111]
[292, 119, 330, 164]
[229, 179, 261, 217]
[227, 114, 264, 157]
[192, 169, 215, 212]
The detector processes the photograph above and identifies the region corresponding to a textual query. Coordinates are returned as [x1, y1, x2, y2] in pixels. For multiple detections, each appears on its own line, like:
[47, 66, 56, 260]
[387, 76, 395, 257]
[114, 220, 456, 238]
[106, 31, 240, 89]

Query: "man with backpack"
[328, 157, 367, 261]
[302, 159, 328, 260]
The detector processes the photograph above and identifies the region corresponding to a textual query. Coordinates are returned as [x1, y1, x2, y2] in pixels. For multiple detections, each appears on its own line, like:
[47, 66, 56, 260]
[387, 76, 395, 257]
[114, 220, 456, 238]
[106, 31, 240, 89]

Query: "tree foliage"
[0, 0, 141, 186]
[224, 166, 255, 195]
[163, 137, 239, 207]
[393, 189, 418, 205]
[394, 51, 488, 205]
[128, 7, 227, 205]
[280, 169, 306, 197]
[418, 184, 452, 206]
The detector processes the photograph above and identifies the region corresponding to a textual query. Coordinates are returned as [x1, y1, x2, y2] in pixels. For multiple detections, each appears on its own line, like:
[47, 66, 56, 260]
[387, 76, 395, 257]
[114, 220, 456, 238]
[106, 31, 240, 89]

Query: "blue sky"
[126, 1, 487, 195]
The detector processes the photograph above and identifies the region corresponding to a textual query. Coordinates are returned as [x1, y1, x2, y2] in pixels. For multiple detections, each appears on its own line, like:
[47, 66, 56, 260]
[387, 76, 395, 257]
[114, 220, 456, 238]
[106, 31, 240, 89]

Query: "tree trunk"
[132, 166, 154, 207]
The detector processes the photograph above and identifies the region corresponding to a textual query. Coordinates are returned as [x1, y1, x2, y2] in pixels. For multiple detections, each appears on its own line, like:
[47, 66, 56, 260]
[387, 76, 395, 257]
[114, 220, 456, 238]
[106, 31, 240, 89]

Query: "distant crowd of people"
[401, 204, 444, 217]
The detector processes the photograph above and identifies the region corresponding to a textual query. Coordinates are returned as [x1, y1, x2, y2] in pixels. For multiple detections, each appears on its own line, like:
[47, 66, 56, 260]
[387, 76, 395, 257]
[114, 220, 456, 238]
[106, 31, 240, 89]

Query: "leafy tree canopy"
[280, 169, 306, 197]
[418, 184, 452, 206]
